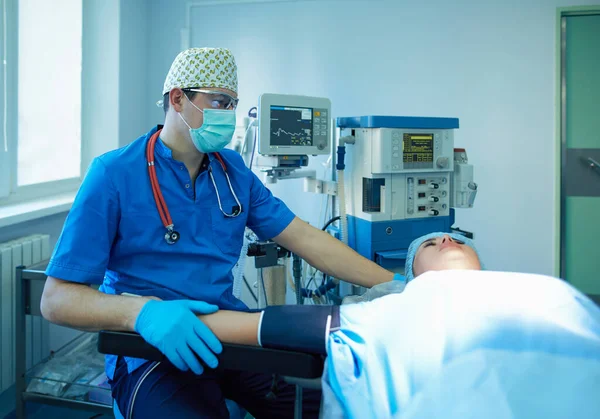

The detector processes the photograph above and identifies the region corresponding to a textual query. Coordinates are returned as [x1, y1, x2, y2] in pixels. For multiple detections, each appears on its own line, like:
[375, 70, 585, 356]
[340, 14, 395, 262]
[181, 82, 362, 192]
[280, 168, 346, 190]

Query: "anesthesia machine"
[243, 94, 478, 299]
[336, 116, 478, 274]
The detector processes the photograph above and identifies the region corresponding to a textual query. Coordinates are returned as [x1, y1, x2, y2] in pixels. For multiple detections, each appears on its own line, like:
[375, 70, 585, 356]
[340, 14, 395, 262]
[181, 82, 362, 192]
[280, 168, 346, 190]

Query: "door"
[561, 12, 600, 303]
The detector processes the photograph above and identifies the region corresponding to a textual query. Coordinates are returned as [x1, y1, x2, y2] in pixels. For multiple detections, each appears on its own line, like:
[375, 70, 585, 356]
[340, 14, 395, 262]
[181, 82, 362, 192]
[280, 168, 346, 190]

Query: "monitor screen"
[269, 105, 313, 146]
[403, 133, 434, 163]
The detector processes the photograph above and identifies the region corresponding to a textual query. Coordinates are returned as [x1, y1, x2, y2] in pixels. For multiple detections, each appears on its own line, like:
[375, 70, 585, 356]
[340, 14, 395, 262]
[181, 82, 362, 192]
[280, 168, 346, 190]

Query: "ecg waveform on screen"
[272, 128, 310, 137]
[271, 128, 312, 145]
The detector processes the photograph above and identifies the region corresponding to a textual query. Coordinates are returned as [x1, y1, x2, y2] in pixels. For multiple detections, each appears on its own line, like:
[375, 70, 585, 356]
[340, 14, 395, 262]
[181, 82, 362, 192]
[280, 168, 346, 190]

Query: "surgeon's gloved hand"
[134, 299, 222, 375]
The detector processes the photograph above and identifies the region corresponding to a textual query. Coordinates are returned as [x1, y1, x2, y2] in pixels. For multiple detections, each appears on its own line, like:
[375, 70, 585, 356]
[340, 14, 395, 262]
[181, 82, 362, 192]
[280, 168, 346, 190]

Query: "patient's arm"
[140, 295, 262, 347]
[197, 304, 339, 355]
[197, 311, 262, 346]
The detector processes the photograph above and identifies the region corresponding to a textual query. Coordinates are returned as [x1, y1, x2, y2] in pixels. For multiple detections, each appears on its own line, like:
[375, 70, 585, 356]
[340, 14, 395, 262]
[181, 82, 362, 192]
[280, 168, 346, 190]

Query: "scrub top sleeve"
[45, 157, 120, 284]
[246, 170, 296, 240]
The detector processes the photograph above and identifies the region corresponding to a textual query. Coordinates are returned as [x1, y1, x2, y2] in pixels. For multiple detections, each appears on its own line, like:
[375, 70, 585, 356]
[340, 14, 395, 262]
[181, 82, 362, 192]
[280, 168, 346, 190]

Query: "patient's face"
[413, 235, 481, 278]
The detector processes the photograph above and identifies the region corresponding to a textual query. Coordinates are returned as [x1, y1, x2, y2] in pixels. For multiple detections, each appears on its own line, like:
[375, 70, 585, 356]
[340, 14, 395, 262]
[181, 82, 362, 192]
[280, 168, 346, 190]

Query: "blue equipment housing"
[336, 115, 461, 273]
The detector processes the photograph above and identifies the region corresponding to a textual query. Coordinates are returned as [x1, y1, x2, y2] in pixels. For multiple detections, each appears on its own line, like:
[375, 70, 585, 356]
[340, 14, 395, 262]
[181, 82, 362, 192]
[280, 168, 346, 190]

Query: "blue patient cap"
[404, 232, 482, 282]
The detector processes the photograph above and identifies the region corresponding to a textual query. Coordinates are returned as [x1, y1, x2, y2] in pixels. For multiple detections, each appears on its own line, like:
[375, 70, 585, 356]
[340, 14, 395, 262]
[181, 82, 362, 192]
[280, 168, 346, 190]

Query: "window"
[0, 0, 82, 202]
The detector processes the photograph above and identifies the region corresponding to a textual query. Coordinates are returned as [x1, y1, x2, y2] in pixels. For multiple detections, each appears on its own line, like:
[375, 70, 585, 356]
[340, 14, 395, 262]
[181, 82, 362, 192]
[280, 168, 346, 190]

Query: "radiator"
[0, 234, 51, 394]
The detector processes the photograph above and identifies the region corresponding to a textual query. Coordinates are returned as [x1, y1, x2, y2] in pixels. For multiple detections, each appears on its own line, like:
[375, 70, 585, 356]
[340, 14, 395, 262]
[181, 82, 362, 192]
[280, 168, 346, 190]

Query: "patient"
[404, 231, 482, 281]
[186, 232, 484, 352]
[135, 232, 600, 418]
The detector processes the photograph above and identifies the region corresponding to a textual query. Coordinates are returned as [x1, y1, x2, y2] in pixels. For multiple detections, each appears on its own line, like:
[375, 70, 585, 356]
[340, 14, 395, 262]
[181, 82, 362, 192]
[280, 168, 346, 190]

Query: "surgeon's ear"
[169, 88, 186, 113]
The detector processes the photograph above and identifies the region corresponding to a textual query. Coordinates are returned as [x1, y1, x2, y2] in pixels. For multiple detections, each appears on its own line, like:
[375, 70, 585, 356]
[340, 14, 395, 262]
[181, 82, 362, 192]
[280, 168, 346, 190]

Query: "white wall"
[81, 0, 121, 169]
[143, 0, 599, 276]
[119, 0, 150, 146]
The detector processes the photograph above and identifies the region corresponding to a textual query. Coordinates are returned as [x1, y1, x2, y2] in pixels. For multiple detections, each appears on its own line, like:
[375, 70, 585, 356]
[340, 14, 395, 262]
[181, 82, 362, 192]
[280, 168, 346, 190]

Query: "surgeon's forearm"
[41, 276, 150, 332]
[197, 311, 261, 346]
[274, 217, 394, 288]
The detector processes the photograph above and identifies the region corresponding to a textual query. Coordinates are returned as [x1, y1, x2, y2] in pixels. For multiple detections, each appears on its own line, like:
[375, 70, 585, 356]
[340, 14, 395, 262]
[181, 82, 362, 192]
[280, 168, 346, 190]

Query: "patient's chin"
[435, 252, 476, 271]
[439, 249, 468, 263]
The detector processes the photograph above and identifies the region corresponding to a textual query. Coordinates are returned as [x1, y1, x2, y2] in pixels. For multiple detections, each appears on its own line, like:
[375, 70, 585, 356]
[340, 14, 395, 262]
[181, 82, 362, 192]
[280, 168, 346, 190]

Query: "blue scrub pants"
[109, 356, 322, 418]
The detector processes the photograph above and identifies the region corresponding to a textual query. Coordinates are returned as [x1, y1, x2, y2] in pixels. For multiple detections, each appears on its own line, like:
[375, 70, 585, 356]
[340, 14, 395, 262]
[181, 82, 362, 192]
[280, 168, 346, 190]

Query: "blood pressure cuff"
[259, 305, 340, 355]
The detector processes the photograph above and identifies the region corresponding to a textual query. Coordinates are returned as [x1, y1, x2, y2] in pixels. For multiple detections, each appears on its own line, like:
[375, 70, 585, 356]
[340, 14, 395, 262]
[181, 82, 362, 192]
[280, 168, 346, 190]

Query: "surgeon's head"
[404, 232, 482, 282]
[160, 47, 239, 153]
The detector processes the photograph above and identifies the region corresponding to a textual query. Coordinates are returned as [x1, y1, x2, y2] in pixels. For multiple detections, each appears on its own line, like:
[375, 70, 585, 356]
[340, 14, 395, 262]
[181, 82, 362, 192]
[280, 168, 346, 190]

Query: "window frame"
[0, 0, 83, 205]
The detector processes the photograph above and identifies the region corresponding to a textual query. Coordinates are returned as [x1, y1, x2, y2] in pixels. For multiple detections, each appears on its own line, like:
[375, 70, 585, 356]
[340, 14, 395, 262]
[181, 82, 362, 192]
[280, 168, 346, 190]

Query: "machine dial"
[436, 157, 449, 169]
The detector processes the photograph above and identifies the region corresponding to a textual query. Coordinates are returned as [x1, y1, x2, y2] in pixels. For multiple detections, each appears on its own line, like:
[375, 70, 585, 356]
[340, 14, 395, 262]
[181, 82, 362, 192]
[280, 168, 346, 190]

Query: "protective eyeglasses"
[185, 88, 239, 110]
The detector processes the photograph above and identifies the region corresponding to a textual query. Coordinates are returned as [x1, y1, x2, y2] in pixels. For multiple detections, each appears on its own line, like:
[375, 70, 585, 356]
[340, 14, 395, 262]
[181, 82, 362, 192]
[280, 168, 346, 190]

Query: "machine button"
[429, 182, 439, 189]
[429, 196, 439, 202]
[321, 131, 327, 136]
[392, 165, 399, 169]
[392, 152, 399, 158]
[429, 209, 439, 216]
[393, 139, 399, 145]
[392, 146, 399, 151]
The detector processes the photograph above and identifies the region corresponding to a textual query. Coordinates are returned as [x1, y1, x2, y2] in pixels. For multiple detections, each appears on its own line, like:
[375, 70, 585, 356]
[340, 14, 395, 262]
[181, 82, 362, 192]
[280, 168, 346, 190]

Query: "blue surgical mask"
[178, 97, 236, 153]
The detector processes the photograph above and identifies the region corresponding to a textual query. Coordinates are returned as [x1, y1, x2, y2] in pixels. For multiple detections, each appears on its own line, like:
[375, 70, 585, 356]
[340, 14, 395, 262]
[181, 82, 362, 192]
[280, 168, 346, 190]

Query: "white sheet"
[321, 270, 600, 418]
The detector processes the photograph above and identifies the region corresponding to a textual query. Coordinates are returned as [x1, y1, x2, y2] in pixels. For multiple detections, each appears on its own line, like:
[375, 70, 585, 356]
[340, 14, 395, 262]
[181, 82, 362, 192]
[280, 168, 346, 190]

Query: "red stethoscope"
[146, 129, 243, 245]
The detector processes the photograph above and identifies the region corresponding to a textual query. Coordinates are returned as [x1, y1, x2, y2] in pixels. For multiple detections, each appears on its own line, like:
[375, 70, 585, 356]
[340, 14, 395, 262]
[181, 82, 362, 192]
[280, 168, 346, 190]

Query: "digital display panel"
[270, 106, 313, 146]
[403, 134, 434, 163]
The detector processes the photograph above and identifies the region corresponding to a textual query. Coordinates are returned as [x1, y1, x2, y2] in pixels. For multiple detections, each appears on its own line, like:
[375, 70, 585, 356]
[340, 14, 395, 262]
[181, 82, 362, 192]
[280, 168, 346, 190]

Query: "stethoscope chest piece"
[165, 228, 180, 245]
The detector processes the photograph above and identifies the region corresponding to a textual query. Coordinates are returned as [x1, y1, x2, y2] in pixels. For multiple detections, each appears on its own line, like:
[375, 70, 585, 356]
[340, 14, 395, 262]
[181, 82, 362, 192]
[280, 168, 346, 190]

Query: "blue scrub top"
[45, 125, 296, 378]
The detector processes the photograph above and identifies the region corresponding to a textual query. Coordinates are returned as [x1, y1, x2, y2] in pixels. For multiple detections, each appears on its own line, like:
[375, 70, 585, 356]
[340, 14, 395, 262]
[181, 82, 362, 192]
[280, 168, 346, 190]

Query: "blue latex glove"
[393, 273, 406, 282]
[134, 299, 222, 374]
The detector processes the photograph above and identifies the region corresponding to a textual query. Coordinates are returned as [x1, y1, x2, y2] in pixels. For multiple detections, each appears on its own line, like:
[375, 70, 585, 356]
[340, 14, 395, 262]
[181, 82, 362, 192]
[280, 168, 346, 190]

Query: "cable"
[240, 119, 257, 167]
[249, 123, 258, 170]
[260, 268, 269, 307]
[322, 216, 341, 231]
[301, 277, 337, 299]
[245, 106, 259, 171]
[305, 272, 317, 290]
[243, 274, 258, 304]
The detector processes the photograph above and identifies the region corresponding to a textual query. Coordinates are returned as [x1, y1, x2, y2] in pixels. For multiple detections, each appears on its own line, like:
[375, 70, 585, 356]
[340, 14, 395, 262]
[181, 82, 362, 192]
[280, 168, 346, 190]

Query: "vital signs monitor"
[257, 94, 331, 156]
